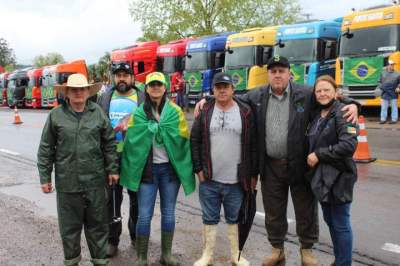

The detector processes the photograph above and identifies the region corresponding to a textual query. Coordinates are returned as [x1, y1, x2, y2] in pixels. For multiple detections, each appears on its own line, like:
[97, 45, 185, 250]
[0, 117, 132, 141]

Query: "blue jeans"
[321, 203, 353, 266]
[199, 180, 243, 225]
[136, 163, 180, 236]
[381, 98, 398, 122]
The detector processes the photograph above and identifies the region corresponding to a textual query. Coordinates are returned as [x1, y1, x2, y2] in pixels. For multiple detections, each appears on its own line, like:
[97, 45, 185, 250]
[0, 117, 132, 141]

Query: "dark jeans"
[136, 163, 180, 236]
[108, 183, 138, 246]
[199, 180, 243, 225]
[321, 203, 353, 266]
[261, 161, 319, 248]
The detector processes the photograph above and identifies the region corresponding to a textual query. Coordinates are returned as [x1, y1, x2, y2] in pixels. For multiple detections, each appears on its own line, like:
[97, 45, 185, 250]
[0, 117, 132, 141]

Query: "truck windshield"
[17, 78, 28, 87]
[225, 46, 255, 69]
[340, 25, 400, 56]
[185, 52, 209, 71]
[28, 77, 36, 87]
[274, 39, 317, 63]
[161, 56, 177, 73]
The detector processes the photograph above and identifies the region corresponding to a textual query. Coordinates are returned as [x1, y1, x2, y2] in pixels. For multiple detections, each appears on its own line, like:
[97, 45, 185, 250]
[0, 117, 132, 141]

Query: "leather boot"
[227, 224, 249, 266]
[106, 243, 118, 258]
[300, 249, 317, 266]
[134, 236, 149, 266]
[160, 231, 180, 266]
[262, 247, 285, 266]
[193, 224, 217, 266]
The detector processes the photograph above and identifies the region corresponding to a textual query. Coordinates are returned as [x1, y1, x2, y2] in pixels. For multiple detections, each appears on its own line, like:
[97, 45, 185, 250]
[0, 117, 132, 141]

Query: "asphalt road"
[0, 106, 399, 265]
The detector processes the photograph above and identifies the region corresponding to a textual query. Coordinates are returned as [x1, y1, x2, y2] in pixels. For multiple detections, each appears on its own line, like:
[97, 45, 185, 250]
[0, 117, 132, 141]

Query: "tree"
[33, 52, 65, 67]
[0, 38, 17, 68]
[96, 52, 111, 81]
[130, 0, 302, 43]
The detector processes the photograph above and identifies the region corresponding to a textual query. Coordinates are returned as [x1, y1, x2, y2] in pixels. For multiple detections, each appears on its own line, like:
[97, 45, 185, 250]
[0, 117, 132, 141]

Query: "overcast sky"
[0, 0, 393, 65]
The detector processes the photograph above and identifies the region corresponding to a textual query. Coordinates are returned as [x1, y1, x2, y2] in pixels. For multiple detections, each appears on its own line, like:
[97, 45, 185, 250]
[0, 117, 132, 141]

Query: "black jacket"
[190, 97, 258, 191]
[308, 101, 358, 204]
[240, 82, 313, 184]
[238, 81, 360, 185]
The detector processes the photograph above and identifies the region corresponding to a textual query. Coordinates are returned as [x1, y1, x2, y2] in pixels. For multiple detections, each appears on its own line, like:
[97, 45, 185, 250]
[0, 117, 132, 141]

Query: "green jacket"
[37, 101, 119, 192]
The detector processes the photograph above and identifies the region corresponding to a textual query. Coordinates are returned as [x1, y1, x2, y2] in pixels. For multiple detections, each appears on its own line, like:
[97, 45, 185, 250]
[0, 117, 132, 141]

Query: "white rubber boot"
[193, 224, 217, 266]
[227, 224, 249, 266]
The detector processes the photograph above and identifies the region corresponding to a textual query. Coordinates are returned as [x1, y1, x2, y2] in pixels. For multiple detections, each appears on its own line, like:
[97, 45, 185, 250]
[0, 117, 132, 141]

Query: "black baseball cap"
[267, 55, 290, 70]
[212, 72, 234, 87]
[111, 61, 133, 75]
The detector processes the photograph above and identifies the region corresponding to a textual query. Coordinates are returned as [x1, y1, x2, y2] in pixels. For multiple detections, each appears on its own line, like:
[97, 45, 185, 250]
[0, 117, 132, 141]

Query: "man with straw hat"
[37, 73, 119, 266]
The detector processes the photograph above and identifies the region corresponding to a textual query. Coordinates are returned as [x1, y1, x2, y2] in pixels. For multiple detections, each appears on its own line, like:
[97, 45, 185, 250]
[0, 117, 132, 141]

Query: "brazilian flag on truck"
[291, 64, 306, 84]
[184, 71, 202, 92]
[343, 56, 383, 85]
[225, 68, 248, 91]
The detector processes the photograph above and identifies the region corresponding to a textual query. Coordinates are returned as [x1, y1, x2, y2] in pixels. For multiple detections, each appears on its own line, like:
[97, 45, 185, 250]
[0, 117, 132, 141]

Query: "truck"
[26, 68, 43, 108]
[224, 27, 277, 93]
[336, 4, 400, 107]
[184, 33, 232, 104]
[111, 41, 159, 87]
[274, 19, 341, 85]
[157, 38, 192, 102]
[41, 59, 88, 108]
[0, 72, 10, 106]
[7, 68, 30, 108]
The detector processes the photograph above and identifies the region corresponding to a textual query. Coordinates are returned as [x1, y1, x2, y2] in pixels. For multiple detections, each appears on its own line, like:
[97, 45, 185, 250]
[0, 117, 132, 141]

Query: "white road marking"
[256, 211, 295, 224]
[382, 243, 400, 254]
[0, 149, 20, 156]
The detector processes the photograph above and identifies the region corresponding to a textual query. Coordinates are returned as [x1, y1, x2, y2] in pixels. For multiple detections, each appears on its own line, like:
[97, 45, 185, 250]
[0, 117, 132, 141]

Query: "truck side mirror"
[342, 28, 354, 39]
[274, 39, 285, 48]
[225, 46, 234, 54]
[185, 51, 192, 58]
[156, 57, 163, 72]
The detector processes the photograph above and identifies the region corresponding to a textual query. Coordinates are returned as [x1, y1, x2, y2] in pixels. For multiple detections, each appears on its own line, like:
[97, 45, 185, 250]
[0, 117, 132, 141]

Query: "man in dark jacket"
[191, 73, 257, 266]
[97, 62, 145, 257]
[38, 74, 119, 266]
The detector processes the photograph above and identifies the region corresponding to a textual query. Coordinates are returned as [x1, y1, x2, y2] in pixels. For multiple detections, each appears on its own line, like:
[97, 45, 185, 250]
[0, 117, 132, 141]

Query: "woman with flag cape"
[120, 72, 195, 266]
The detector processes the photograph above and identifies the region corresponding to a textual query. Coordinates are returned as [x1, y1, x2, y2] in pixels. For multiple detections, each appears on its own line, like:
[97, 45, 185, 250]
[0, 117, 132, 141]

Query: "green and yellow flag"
[225, 68, 248, 91]
[343, 56, 383, 85]
[120, 100, 195, 195]
[291, 64, 306, 84]
[184, 71, 202, 92]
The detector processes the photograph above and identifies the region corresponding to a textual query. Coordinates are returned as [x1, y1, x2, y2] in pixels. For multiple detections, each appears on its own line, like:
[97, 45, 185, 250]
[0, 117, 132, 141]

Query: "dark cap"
[267, 55, 290, 70]
[212, 72, 234, 87]
[111, 61, 133, 75]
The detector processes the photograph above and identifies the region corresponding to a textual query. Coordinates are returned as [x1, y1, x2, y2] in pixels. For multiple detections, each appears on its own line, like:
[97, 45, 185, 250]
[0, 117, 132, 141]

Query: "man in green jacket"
[37, 73, 119, 266]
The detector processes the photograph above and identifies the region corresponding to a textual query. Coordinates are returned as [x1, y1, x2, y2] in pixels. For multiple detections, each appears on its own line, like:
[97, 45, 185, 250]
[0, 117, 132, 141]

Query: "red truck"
[111, 41, 159, 85]
[157, 38, 193, 102]
[26, 68, 43, 108]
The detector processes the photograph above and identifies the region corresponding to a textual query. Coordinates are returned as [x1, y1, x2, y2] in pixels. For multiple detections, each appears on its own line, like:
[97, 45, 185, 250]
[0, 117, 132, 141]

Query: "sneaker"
[379, 120, 387, 124]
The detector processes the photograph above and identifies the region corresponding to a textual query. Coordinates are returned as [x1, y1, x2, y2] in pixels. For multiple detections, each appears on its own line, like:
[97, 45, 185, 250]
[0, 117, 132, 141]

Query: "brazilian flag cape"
[120, 100, 195, 196]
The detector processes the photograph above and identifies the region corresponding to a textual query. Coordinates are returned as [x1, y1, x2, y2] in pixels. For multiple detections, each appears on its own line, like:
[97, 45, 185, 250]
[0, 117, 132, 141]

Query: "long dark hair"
[143, 87, 168, 120]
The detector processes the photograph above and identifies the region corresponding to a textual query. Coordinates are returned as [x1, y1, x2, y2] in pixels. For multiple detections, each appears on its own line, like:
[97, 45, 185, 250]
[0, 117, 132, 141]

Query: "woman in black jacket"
[306, 75, 358, 266]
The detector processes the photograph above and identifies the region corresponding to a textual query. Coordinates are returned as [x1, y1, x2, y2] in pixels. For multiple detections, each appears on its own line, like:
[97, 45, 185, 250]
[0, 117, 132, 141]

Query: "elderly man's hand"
[108, 174, 120, 185]
[307, 152, 319, 168]
[342, 104, 358, 124]
[41, 183, 53, 193]
[194, 99, 207, 118]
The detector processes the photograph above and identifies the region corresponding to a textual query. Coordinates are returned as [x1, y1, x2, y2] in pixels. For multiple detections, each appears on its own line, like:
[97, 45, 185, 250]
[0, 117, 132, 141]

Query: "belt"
[267, 157, 288, 165]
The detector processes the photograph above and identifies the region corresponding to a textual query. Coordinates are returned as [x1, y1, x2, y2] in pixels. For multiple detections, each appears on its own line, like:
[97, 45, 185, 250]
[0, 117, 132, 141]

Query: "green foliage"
[129, 0, 302, 43]
[89, 52, 111, 82]
[33, 52, 65, 67]
[0, 38, 16, 68]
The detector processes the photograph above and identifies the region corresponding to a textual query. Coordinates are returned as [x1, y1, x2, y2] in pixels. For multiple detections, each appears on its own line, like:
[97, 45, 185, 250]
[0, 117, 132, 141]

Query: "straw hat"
[54, 73, 101, 96]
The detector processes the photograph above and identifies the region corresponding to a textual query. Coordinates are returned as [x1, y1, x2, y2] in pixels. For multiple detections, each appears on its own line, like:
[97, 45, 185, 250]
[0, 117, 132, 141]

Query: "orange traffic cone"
[353, 115, 375, 163]
[13, 106, 23, 125]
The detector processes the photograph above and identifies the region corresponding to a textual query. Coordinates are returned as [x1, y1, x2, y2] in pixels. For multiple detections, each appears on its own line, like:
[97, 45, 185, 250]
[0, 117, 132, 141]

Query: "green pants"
[57, 187, 109, 266]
